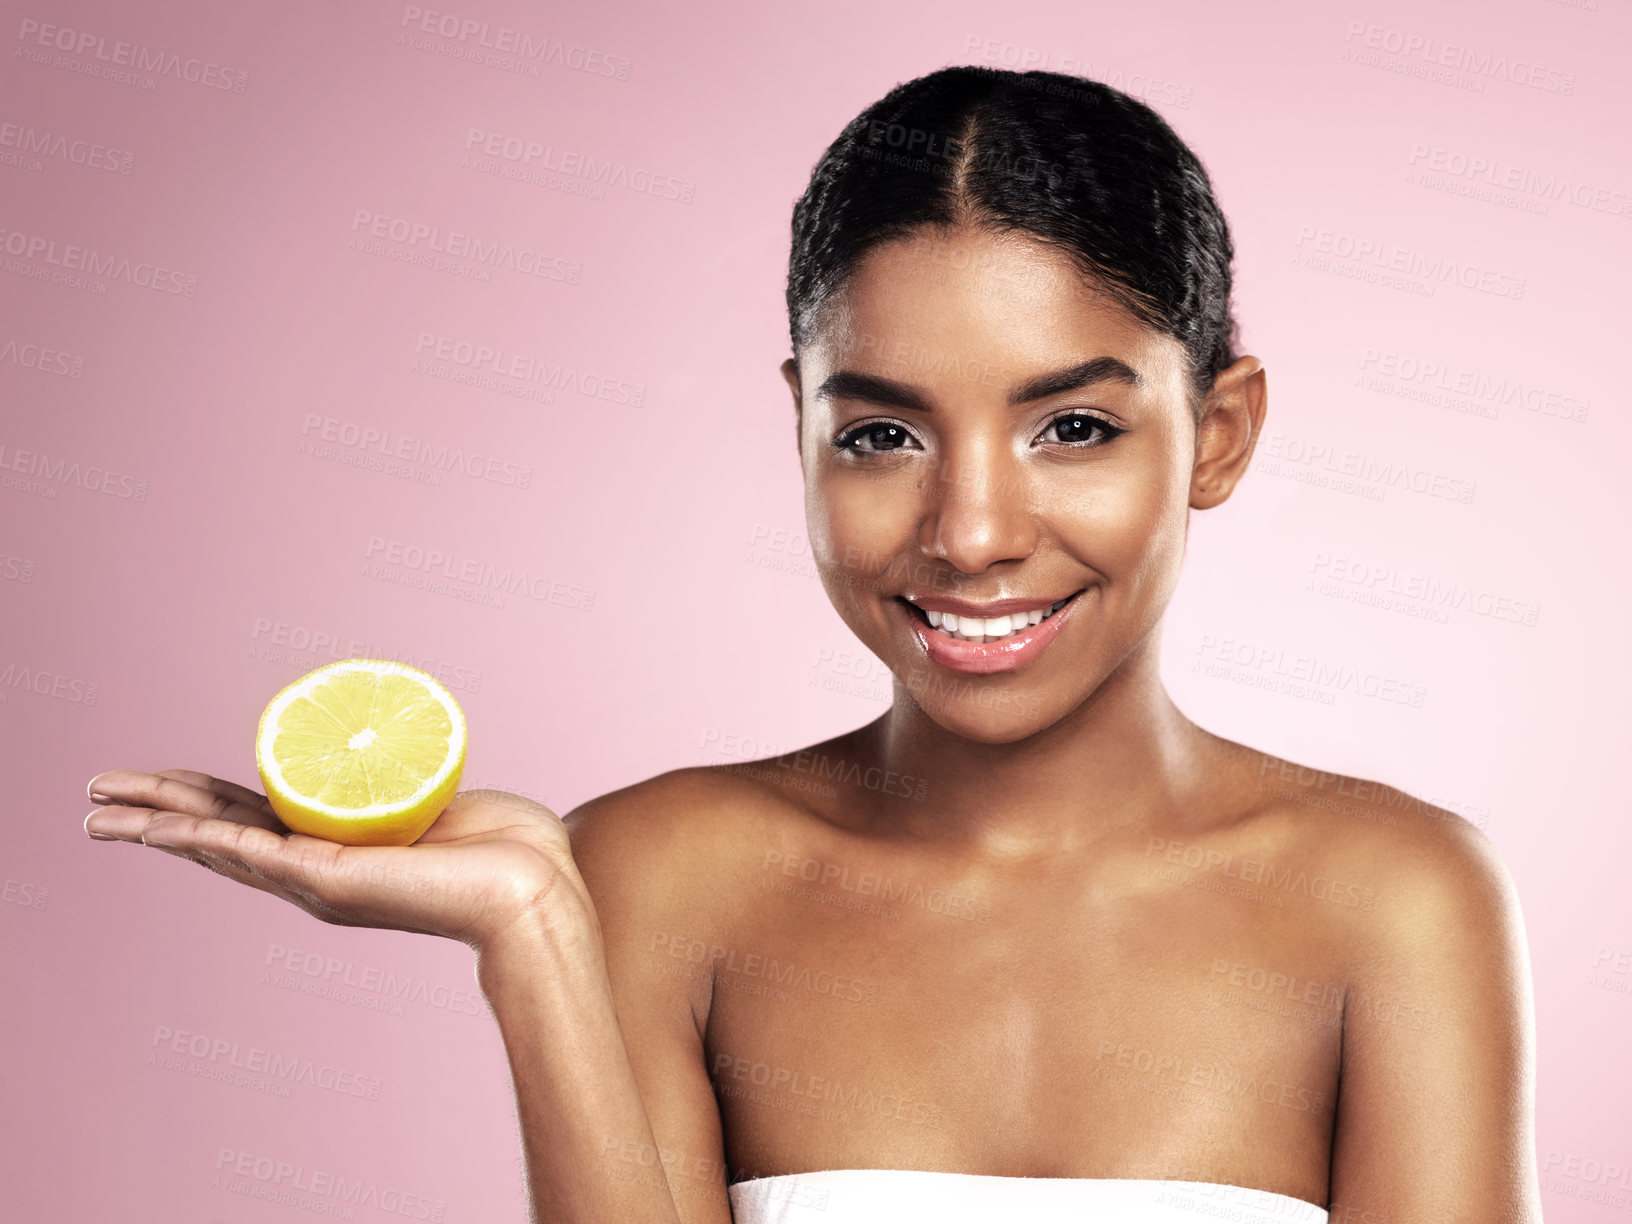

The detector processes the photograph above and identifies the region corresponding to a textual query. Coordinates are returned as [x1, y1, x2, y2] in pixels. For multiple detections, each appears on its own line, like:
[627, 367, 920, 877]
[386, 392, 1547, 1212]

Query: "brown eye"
[835, 422, 918, 453]
[1041, 413, 1125, 447]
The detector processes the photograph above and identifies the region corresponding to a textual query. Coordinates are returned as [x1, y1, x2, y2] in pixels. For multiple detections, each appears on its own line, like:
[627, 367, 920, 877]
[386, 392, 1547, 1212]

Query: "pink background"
[3, 0, 1627, 1218]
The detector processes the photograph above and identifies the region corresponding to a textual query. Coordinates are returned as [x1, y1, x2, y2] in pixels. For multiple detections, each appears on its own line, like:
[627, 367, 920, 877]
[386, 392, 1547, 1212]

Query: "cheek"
[1042, 451, 1190, 577]
[807, 470, 920, 583]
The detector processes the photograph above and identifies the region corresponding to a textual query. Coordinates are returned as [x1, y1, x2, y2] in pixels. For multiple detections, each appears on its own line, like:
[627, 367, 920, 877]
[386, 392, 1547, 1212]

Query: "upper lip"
[899, 591, 1081, 618]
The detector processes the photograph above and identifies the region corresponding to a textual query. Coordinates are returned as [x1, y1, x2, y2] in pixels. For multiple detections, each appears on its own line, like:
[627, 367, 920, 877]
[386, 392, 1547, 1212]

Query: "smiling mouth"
[896, 593, 1080, 644]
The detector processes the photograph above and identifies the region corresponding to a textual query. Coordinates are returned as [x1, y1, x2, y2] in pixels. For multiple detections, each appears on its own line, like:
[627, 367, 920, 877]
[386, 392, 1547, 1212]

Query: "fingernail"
[87, 830, 119, 841]
[90, 792, 115, 803]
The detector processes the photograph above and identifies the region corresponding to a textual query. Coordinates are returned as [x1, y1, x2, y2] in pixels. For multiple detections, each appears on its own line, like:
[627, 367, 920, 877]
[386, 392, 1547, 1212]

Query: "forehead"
[807, 226, 1187, 389]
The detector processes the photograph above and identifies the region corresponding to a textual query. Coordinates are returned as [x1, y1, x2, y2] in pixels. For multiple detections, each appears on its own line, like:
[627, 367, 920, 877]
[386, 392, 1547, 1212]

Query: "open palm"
[84, 769, 585, 949]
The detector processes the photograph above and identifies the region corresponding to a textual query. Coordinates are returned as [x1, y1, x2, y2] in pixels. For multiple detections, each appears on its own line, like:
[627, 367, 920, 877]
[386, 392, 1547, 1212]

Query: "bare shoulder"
[1239, 745, 1527, 966]
[1231, 761, 1542, 1214]
[560, 759, 830, 921]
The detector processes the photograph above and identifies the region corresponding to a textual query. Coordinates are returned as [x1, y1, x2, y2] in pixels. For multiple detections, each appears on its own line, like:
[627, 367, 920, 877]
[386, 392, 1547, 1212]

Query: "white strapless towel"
[728, 1168, 1328, 1223]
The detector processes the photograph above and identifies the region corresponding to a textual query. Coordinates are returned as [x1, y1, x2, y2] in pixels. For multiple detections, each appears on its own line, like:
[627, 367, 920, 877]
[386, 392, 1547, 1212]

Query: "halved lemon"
[255, 658, 466, 846]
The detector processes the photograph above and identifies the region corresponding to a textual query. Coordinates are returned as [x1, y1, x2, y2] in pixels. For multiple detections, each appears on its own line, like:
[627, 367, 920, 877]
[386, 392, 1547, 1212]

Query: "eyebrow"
[812, 355, 1143, 413]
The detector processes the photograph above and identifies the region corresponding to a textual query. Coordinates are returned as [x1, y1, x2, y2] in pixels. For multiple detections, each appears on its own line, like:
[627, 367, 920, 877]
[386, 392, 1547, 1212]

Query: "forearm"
[477, 916, 684, 1224]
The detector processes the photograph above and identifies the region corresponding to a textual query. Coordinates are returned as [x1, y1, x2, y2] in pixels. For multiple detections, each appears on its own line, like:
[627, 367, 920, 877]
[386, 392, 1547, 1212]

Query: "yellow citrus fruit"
[255, 658, 466, 846]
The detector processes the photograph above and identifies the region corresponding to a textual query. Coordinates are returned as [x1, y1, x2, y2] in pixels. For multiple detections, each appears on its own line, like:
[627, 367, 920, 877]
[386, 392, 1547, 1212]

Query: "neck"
[863, 632, 1216, 860]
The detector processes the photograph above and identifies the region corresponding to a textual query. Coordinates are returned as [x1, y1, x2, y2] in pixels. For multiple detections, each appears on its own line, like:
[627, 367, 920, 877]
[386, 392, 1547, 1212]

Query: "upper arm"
[564, 770, 741, 1224]
[1329, 813, 1542, 1223]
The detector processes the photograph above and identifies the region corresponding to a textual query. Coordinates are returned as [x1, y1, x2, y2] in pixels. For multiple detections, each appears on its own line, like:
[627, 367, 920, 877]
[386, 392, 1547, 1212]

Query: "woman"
[83, 66, 1542, 1223]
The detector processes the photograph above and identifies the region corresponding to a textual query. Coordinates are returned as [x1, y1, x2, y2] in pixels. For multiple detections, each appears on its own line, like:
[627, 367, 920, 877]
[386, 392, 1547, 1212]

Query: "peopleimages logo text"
[14, 18, 248, 91]
[1342, 21, 1575, 94]
[399, 6, 630, 79]
[0, 225, 197, 295]
[350, 210, 580, 282]
[1294, 225, 1524, 300]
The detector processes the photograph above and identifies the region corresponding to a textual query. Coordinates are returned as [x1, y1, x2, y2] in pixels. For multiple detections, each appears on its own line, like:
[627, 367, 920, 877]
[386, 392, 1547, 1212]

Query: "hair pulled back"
[787, 66, 1239, 411]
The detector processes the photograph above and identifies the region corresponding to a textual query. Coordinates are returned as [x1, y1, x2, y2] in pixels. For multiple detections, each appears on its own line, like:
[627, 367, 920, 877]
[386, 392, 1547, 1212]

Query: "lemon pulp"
[255, 658, 466, 846]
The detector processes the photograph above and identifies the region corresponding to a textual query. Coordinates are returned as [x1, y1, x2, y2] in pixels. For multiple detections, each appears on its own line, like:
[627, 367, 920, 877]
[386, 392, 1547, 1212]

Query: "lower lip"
[899, 591, 1088, 675]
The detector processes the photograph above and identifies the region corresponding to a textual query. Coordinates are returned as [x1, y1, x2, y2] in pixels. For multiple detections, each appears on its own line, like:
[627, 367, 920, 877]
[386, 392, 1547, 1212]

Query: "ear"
[1190, 356, 1267, 510]
[781, 356, 803, 460]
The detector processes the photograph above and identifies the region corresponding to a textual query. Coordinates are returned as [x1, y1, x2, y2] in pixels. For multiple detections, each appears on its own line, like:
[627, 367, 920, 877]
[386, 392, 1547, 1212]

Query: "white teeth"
[918, 597, 1070, 643]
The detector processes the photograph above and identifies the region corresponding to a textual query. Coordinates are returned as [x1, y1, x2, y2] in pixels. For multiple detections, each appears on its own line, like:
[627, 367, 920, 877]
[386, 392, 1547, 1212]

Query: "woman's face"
[786, 225, 1256, 745]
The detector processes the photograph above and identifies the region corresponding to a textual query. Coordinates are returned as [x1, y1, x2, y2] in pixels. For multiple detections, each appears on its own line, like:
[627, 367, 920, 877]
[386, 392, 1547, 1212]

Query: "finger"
[83, 770, 283, 835]
[130, 812, 340, 901]
[134, 818, 433, 932]
[88, 768, 272, 814]
[139, 832, 396, 931]
[154, 769, 273, 812]
[84, 804, 168, 842]
[84, 797, 277, 842]
[88, 768, 164, 802]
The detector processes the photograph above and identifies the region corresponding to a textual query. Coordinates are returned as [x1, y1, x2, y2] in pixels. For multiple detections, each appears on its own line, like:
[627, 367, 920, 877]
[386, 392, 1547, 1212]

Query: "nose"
[916, 437, 1038, 575]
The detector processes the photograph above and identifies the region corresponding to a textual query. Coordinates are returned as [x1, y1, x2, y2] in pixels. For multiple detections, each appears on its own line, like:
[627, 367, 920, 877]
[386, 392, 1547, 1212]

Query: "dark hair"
[786, 66, 1239, 413]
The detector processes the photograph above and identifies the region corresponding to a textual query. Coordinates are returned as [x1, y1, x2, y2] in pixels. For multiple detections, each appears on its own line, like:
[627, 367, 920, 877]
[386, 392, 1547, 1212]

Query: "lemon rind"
[255, 658, 466, 819]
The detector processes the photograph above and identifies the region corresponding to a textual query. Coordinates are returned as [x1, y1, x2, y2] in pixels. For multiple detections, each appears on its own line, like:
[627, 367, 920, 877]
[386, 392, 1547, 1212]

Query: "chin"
[892, 661, 1070, 744]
